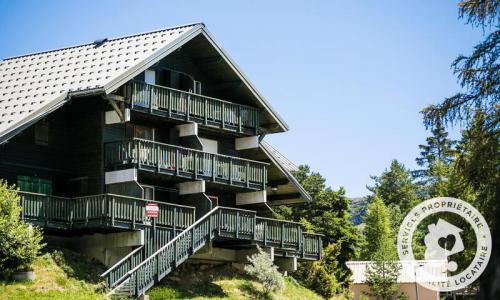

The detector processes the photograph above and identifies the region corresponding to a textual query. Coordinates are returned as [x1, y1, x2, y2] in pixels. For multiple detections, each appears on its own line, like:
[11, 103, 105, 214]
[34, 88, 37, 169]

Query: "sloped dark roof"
[0, 23, 289, 143]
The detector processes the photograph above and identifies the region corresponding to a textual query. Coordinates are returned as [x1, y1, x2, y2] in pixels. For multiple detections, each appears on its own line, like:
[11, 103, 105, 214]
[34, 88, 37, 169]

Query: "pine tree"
[454, 110, 498, 225]
[413, 119, 457, 198]
[367, 160, 420, 214]
[416, 119, 456, 169]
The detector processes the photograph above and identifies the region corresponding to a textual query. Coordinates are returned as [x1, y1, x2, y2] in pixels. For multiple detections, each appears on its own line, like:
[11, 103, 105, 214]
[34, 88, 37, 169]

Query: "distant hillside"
[349, 197, 369, 225]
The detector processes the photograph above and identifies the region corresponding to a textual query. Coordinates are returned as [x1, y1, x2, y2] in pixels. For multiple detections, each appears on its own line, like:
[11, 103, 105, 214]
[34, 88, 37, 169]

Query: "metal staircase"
[101, 206, 323, 298]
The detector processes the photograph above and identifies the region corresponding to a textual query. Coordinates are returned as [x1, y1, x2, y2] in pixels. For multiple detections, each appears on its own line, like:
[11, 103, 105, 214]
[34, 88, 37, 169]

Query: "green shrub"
[0, 180, 45, 276]
[244, 246, 284, 294]
[292, 243, 342, 298]
[293, 261, 339, 298]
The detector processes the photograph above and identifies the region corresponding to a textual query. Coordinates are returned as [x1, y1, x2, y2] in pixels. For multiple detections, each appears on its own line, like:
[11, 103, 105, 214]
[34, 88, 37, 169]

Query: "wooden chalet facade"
[0, 23, 322, 297]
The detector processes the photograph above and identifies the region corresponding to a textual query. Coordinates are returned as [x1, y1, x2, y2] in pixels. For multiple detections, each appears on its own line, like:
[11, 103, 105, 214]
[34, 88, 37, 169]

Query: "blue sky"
[0, 1, 486, 197]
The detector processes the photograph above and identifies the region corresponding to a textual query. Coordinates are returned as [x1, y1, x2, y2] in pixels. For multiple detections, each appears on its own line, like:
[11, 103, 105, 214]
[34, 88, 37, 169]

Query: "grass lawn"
[1, 250, 328, 300]
[148, 264, 324, 300]
[0, 248, 106, 300]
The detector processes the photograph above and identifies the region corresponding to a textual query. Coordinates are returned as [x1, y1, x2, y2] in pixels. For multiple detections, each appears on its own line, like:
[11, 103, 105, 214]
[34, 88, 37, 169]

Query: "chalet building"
[0, 23, 322, 297]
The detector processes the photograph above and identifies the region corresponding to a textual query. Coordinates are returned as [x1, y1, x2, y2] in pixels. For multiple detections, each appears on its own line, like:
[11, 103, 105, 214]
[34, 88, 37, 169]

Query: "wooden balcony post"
[252, 213, 256, 240]
[191, 229, 195, 254]
[301, 234, 305, 259]
[229, 159, 233, 185]
[264, 221, 268, 246]
[69, 198, 74, 228]
[204, 98, 208, 125]
[136, 140, 142, 169]
[111, 196, 115, 227]
[281, 223, 285, 248]
[149, 86, 154, 113]
[235, 211, 239, 239]
[194, 152, 198, 180]
[168, 90, 172, 118]
[85, 197, 89, 227]
[175, 149, 180, 176]
[186, 94, 191, 121]
[238, 105, 242, 133]
[212, 155, 216, 182]
[318, 235, 323, 259]
[132, 199, 136, 229]
[246, 162, 250, 188]
[157, 144, 161, 172]
[99, 195, 105, 226]
[221, 102, 225, 129]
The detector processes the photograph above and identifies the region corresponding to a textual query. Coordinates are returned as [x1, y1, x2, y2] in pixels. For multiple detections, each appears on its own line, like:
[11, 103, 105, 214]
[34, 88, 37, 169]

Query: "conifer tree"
[367, 160, 420, 214]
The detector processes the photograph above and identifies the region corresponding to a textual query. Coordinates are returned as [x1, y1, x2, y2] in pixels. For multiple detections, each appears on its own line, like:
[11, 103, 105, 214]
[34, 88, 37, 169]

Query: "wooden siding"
[0, 97, 105, 197]
[68, 97, 104, 195]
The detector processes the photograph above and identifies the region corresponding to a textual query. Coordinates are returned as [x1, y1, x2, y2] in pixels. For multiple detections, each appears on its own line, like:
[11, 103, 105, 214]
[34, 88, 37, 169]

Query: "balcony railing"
[105, 138, 268, 190]
[18, 191, 195, 230]
[112, 206, 323, 297]
[123, 80, 260, 135]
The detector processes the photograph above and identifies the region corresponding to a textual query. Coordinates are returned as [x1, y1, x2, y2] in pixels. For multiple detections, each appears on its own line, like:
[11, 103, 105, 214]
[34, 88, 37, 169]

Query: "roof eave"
[199, 28, 289, 133]
[260, 142, 312, 203]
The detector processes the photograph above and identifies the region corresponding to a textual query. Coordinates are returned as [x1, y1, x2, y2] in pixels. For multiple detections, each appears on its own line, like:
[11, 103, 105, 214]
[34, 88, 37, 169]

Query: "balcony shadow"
[45, 246, 106, 286]
[238, 281, 272, 300]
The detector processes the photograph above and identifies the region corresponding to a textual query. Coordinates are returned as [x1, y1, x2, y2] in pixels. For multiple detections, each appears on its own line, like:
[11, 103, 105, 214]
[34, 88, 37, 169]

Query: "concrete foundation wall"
[45, 230, 144, 267]
[190, 243, 275, 264]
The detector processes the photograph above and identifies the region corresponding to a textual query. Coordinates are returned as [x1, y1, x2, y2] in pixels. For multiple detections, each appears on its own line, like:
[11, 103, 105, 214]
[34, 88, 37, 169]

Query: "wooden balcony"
[121, 80, 260, 135]
[17, 190, 323, 297]
[18, 191, 195, 231]
[105, 138, 268, 190]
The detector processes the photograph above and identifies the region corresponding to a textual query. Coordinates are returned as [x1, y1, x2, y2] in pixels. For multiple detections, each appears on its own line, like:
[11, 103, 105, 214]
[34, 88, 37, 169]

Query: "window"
[194, 80, 202, 95]
[69, 177, 89, 197]
[128, 124, 154, 141]
[34, 120, 49, 146]
[17, 175, 52, 195]
[144, 69, 156, 85]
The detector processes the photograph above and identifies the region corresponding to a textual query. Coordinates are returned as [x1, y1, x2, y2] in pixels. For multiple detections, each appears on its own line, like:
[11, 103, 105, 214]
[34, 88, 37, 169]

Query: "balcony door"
[128, 124, 155, 141]
[158, 68, 200, 93]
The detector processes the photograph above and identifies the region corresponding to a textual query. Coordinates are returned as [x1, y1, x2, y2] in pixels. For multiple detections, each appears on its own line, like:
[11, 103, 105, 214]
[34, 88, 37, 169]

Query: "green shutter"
[17, 175, 52, 195]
